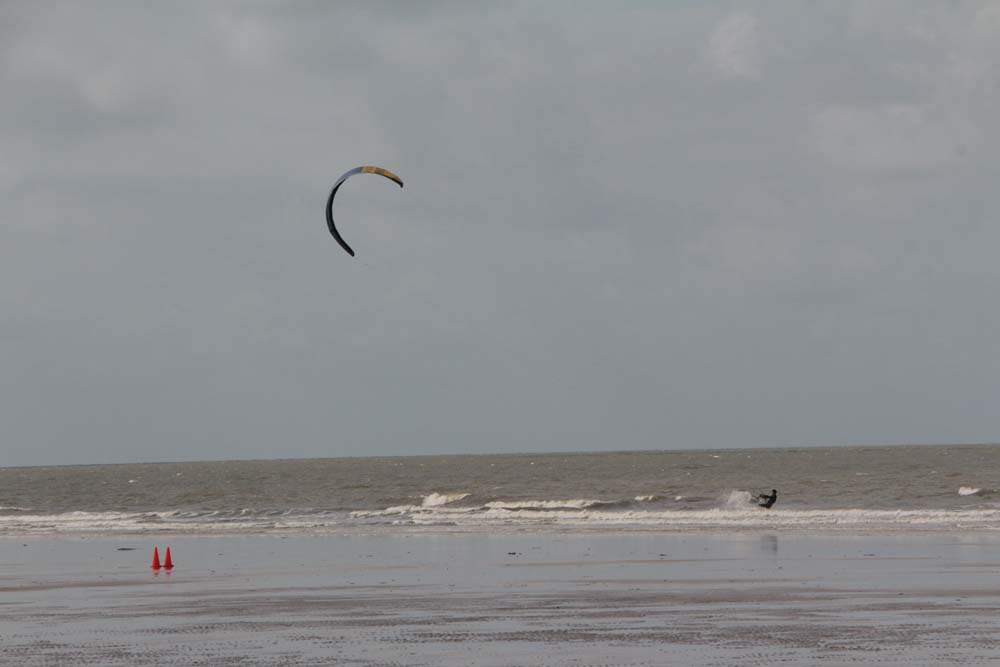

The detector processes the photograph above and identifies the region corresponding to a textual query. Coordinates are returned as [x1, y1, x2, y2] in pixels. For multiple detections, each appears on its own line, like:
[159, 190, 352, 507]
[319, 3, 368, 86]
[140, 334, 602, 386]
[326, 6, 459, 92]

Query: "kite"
[325, 166, 404, 257]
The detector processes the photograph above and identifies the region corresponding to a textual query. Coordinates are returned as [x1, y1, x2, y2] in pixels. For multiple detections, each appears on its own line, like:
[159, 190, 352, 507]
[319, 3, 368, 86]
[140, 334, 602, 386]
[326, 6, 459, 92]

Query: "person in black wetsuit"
[756, 489, 777, 509]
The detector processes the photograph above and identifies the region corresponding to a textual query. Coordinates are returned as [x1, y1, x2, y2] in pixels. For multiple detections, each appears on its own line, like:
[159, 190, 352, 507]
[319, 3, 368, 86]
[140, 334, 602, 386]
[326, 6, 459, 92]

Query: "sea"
[1, 444, 998, 536]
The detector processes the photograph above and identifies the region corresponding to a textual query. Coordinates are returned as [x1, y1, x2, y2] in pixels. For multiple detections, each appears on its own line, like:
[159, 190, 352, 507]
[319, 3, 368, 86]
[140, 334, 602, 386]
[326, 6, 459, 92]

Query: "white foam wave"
[348, 492, 472, 518]
[484, 499, 606, 510]
[350, 504, 480, 519]
[959, 487, 981, 496]
[421, 492, 470, 507]
[407, 507, 1000, 532]
[6, 504, 1000, 535]
[0, 508, 350, 535]
[634, 495, 659, 502]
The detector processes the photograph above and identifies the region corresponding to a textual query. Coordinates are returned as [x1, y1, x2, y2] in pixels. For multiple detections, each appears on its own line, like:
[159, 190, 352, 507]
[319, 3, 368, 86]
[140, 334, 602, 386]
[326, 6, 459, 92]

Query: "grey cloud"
[1, 1, 999, 465]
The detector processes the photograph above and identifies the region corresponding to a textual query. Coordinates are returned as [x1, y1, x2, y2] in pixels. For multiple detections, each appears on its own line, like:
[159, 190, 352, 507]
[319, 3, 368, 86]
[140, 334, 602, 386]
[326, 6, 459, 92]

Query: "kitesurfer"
[756, 489, 777, 509]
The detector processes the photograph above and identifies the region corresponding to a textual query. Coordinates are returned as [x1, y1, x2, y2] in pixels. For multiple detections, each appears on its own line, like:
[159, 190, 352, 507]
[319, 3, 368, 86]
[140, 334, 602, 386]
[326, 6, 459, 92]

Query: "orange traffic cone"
[163, 547, 174, 569]
[151, 547, 161, 569]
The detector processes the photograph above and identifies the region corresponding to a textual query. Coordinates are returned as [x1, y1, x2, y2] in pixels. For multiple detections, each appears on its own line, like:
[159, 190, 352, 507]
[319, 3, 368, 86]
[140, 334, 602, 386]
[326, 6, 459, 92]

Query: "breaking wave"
[483, 499, 627, 511]
[421, 492, 470, 507]
[3, 494, 1000, 536]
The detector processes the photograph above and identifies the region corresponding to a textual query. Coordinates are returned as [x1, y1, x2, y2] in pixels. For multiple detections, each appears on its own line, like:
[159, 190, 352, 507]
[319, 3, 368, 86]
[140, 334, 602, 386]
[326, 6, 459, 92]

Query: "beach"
[2, 531, 998, 666]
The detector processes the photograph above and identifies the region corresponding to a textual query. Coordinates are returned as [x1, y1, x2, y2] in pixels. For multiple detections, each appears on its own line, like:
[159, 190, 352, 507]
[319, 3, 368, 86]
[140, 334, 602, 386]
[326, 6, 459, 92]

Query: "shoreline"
[3, 521, 1000, 540]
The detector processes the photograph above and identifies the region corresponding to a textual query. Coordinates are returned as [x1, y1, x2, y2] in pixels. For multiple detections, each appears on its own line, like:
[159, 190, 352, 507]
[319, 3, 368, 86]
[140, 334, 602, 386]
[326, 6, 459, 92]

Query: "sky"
[2, 2, 999, 466]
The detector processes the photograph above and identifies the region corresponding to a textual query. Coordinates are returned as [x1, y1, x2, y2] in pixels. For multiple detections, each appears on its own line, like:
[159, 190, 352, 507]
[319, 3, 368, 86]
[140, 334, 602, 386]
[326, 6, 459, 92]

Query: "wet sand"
[1, 532, 999, 665]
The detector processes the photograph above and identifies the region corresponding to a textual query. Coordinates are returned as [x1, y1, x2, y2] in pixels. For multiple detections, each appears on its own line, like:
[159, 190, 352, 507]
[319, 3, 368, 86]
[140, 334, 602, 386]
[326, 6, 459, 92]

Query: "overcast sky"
[2, 2, 999, 466]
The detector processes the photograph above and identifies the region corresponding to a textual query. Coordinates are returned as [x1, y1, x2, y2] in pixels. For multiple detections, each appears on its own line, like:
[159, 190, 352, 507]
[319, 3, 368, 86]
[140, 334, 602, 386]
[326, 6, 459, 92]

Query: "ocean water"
[1, 445, 997, 535]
